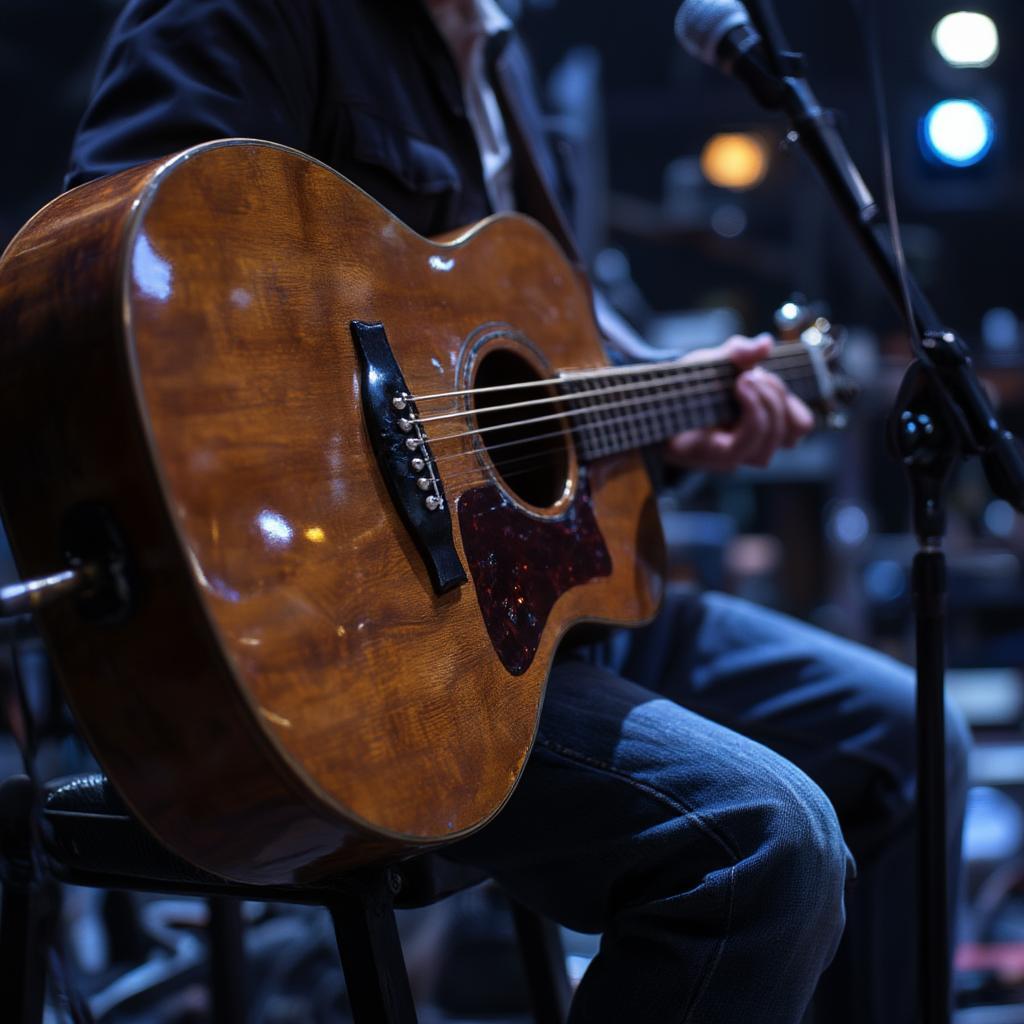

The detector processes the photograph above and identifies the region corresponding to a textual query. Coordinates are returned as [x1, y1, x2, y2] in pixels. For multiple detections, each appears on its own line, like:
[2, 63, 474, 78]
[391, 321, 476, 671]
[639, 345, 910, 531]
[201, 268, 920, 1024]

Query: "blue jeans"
[446, 588, 971, 1024]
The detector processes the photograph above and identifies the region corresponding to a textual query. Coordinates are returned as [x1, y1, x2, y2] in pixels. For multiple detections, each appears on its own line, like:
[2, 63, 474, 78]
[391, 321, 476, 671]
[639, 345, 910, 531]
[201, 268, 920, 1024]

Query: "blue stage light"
[921, 99, 995, 168]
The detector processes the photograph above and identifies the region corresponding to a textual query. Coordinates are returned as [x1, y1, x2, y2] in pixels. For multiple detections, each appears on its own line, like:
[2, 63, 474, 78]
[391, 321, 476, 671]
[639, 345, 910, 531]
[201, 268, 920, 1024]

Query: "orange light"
[304, 526, 326, 543]
[700, 133, 769, 191]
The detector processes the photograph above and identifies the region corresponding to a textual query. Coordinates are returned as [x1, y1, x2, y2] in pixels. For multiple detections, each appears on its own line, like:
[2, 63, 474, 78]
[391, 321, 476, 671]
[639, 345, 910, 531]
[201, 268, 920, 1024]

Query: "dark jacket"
[66, 0, 560, 240]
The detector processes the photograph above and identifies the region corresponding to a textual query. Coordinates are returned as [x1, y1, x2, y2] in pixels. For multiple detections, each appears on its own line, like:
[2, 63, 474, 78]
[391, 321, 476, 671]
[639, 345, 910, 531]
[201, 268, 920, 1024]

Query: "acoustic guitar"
[0, 139, 849, 884]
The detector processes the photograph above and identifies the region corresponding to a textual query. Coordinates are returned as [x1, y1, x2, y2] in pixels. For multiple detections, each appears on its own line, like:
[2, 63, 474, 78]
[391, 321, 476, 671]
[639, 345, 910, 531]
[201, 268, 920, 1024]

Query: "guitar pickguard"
[457, 477, 612, 675]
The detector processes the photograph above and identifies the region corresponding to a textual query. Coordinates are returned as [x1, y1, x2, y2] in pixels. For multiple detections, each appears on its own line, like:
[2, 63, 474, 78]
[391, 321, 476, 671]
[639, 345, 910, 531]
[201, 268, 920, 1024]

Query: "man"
[66, 1, 970, 1021]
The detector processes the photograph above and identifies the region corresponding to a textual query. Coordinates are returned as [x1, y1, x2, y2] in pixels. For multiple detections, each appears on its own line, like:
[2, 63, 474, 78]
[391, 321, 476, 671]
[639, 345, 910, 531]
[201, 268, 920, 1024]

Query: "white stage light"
[921, 99, 995, 168]
[933, 12, 999, 68]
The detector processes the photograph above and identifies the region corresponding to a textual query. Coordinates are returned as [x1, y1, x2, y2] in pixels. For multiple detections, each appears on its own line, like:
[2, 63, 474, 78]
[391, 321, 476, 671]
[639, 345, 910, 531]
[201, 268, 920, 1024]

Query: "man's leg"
[614, 588, 972, 1023]
[447, 659, 850, 1024]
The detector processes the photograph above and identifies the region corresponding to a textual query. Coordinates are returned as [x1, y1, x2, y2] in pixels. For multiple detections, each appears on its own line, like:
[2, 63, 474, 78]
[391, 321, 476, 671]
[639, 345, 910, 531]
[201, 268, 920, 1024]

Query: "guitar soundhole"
[472, 349, 569, 509]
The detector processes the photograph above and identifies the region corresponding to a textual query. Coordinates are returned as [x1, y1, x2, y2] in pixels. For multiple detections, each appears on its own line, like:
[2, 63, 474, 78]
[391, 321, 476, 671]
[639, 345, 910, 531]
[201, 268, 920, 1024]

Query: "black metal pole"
[894, 386, 959, 1024]
[914, 545, 950, 1024]
[852, 247, 956, 1024]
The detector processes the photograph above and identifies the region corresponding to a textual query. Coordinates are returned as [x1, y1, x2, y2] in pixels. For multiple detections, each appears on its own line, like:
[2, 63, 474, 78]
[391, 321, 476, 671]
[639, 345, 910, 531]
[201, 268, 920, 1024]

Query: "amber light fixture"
[699, 132, 769, 191]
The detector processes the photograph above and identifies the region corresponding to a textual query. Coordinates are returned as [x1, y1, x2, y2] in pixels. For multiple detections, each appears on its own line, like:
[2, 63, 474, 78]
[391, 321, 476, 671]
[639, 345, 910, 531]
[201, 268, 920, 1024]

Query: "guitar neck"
[558, 343, 821, 462]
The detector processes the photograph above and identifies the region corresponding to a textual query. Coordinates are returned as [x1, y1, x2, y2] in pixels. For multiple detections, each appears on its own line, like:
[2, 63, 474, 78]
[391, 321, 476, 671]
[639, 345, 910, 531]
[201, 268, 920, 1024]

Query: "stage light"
[981, 307, 1019, 352]
[920, 99, 995, 167]
[829, 503, 870, 548]
[864, 561, 906, 603]
[700, 133, 768, 191]
[933, 12, 999, 68]
[983, 499, 1016, 539]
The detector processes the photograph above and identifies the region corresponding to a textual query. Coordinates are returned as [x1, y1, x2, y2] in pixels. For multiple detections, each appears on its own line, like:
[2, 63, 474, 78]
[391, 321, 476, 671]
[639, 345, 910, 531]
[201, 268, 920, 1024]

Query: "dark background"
[517, 0, 1024, 337]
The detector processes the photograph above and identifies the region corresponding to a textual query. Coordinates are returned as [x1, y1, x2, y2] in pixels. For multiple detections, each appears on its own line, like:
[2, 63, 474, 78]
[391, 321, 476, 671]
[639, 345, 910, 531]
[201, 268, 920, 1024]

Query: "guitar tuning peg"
[774, 295, 820, 340]
[774, 299, 805, 336]
[800, 317, 838, 348]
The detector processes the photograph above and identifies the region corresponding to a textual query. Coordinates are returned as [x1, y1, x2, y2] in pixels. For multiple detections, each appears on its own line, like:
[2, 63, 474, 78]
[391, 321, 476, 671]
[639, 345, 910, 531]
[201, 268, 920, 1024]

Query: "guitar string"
[426, 367, 821, 469]
[439, 396, 821, 493]
[441, 429, 790, 491]
[426, 369, 822, 491]
[411, 349, 812, 417]
[405, 355, 830, 493]
[407, 354, 811, 428]
[409, 352, 818, 442]
[411, 351, 814, 427]
[423, 356, 819, 451]
[436, 372, 822, 493]
[405, 342, 810, 404]
[421, 360, 819, 449]
[433, 421, 586, 468]
[441, 446, 574, 491]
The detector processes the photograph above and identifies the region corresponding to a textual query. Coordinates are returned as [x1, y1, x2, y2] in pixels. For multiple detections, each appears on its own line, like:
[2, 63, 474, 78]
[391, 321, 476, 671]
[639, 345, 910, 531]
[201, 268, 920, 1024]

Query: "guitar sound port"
[471, 347, 571, 511]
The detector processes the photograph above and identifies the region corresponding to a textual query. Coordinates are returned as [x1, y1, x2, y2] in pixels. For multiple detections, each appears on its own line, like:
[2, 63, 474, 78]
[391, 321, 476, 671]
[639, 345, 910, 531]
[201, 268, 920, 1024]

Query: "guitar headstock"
[774, 298, 859, 429]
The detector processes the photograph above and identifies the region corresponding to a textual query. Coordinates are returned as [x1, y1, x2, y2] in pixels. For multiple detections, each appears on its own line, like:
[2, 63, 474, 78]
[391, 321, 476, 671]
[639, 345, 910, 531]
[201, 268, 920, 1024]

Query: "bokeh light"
[932, 11, 999, 68]
[920, 99, 995, 167]
[699, 133, 769, 191]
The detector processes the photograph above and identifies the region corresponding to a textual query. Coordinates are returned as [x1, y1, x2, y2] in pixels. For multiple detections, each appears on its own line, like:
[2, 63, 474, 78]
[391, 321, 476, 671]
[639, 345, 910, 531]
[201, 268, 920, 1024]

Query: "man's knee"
[760, 762, 850, 940]
[649, 747, 851, 954]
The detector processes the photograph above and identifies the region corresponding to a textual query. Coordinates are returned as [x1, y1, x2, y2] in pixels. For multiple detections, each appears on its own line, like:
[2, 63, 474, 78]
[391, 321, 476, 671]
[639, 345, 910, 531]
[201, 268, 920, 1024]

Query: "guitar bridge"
[351, 320, 467, 595]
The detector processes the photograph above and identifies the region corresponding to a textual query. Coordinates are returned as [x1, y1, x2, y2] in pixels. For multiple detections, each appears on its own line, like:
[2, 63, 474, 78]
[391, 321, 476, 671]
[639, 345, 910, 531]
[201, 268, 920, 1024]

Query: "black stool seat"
[40, 772, 489, 907]
[1, 772, 571, 1024]
[43, 772, 224, 889]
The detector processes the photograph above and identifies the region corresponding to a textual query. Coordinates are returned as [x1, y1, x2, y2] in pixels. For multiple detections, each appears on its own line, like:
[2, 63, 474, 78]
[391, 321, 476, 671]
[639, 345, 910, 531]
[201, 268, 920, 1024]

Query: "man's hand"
[664, 334, 815, 472]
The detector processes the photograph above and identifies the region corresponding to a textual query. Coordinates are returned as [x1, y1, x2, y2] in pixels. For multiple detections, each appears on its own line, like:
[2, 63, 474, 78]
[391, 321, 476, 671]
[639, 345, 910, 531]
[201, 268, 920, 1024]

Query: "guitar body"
[0, 140, 664, 883]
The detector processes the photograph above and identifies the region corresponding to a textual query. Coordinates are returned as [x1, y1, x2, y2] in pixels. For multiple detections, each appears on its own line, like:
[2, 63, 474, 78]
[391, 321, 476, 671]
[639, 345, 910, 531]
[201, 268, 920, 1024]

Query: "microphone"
[673, 0, 785, 109]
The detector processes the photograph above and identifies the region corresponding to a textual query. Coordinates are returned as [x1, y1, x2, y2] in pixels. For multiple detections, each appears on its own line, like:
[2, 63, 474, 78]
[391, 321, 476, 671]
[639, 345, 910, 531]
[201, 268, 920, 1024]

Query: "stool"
[0, 772, 571, 1023]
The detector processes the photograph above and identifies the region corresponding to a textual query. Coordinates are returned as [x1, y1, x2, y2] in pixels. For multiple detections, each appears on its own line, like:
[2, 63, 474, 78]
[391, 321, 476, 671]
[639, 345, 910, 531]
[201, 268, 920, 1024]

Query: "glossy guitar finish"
[0, 140, 664, 883]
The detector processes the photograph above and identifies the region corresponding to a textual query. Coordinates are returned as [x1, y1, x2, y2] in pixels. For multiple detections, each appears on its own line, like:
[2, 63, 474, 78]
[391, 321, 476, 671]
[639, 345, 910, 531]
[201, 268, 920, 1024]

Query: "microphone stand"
[736, 2, 1024, 1022]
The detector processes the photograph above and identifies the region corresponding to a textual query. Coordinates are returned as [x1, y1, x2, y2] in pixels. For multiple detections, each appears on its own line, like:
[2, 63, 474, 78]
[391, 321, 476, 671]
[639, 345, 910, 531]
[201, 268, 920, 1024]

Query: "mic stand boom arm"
[738, 3, 1024, 1023]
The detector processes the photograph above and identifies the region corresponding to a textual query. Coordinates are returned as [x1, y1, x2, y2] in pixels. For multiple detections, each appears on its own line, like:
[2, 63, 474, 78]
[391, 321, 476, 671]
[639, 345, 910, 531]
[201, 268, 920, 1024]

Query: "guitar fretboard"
[557, 344, 821, 462]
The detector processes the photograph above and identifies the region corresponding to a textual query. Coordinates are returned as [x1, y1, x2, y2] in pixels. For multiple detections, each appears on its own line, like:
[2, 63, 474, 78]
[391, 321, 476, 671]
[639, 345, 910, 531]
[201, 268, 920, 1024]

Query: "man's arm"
[66, 0, 318, 189]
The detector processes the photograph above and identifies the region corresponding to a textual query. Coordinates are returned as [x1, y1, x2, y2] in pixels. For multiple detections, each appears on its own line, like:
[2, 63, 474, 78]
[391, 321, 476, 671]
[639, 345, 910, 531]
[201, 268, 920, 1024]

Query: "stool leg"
[509, 898, 571, 1024]
[0, 775, 57, 1024]
[208, 897, 247, 1024]
[0, 875, 57, 1024]
[328, 870, 418, 1024]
